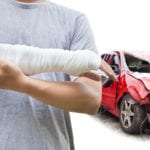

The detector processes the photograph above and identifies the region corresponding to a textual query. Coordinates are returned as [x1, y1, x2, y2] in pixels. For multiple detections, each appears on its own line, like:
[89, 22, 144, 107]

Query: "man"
[0, 0, 117, 150]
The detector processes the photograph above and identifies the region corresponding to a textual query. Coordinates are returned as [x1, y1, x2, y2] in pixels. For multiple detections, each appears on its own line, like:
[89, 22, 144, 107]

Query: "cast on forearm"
[0, 43, 101, 76]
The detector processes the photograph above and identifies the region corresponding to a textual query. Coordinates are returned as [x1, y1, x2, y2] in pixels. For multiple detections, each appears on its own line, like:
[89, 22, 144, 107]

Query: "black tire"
[119, 94, 147, 134]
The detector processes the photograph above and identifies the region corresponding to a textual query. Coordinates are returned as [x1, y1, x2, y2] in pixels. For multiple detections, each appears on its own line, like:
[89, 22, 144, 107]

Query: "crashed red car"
[101, 50, 150, 134]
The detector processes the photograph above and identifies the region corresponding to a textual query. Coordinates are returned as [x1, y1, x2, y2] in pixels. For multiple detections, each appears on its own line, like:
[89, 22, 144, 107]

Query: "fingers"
[99, 59, 118, 82]
[79, 72, 101, 81]
[109, 73, 118, 82]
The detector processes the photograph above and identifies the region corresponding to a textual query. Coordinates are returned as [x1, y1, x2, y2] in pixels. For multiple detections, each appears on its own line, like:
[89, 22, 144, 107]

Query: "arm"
[0, 59, 116, 114]
[23, 74, 102, 114]
[0, 60, 101, 114]
[0, 43, 101, 76]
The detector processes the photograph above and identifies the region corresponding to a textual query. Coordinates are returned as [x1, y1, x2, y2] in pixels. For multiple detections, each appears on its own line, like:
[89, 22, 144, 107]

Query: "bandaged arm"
[0, 43, 101, 76]
[0, 44, 117, 114]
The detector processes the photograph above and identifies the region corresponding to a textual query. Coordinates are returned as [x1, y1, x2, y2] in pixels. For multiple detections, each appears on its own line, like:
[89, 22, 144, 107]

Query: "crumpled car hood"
[129, 72, 150, 90]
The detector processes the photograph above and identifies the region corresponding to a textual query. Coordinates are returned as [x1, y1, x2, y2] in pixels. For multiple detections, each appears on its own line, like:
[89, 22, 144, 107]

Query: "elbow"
[85, 93, 101, 115]
[76, 82, 102, 115]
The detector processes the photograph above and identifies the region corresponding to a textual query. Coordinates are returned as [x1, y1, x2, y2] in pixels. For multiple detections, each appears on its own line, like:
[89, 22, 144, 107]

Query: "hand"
[99, 59, 118, 82]
[79, 72, 101, 81]
[0, 59, 26, 91]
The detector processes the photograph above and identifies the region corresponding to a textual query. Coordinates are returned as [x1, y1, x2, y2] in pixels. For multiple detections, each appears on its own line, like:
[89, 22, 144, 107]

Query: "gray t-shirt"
[0, 0, 97, 150]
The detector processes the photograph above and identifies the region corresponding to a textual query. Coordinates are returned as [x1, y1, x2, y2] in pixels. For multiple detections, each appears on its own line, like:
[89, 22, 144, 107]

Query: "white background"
[50, 0, 150, 53]
[49, 0, 150, 150]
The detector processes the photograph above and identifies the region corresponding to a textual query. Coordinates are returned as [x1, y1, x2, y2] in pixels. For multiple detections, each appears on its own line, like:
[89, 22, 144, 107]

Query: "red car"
[101, 50, 150, 134]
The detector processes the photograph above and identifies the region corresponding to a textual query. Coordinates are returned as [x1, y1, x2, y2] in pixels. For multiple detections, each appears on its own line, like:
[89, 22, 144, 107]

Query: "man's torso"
[0, 1, 83, 149]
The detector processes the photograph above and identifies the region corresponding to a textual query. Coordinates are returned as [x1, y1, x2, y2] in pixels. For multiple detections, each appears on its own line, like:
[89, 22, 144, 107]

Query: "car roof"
[124, 50, 150, 62]
[102, 50, 150, 62]
[115, 50, 150, 62]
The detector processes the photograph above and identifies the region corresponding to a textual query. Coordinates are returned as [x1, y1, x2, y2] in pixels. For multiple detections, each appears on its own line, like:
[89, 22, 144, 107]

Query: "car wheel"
[119, 94, 147, 134]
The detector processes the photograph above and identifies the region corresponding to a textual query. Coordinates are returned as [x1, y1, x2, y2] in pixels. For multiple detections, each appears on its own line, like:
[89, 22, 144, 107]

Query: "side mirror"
[111, 65, 120, 75]
[102, 75, 113, 87]
[103, 78, 113, 87]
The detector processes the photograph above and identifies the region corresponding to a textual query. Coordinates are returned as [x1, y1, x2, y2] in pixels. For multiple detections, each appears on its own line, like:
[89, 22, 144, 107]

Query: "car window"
[109, 54, 120, 75]
[101, 53, 120, 75]
[125, 53, 150, 73]
[101, 54, 111, 62]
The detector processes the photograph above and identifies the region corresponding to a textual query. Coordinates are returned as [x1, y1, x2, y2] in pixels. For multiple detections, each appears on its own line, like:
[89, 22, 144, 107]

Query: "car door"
[102, 53, 120, 110]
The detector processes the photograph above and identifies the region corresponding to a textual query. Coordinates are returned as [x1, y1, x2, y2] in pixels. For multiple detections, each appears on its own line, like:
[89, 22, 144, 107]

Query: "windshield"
[124, 53, 150, 73]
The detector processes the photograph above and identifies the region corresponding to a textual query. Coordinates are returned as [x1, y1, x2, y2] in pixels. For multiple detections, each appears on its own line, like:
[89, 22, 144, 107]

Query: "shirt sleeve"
[68, 14, 99, 81]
